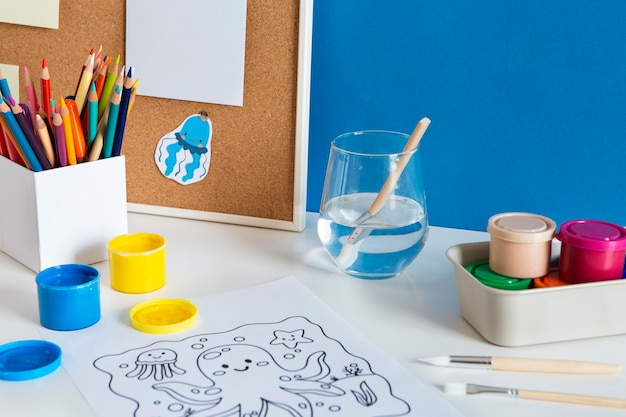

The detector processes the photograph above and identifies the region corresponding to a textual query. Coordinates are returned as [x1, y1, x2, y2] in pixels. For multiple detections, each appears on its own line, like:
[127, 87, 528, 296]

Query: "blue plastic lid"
[0, 340, 62, 381]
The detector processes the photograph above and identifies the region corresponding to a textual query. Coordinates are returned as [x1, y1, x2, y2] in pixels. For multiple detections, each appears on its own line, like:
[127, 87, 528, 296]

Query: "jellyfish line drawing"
[125, 348, 186, 381]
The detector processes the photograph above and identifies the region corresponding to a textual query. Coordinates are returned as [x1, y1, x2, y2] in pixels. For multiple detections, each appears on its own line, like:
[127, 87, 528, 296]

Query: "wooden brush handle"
[492, 357, 621, 374]
[367, 117, 431, 217]
[520, 389, 626, 408]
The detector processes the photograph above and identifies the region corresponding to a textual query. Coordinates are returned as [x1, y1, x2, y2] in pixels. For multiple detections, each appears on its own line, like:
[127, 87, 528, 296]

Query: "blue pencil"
[102, 80, 122, 159]
[0, 67, 11, 99]
[0, 96, 43, 171]
[111, 67, 133, 157]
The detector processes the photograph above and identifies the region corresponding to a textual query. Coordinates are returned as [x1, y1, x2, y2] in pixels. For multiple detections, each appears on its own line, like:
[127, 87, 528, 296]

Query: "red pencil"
[41, 58, 52, 125]
[0, 124, 26, 166]
[0, 122, 7, 157]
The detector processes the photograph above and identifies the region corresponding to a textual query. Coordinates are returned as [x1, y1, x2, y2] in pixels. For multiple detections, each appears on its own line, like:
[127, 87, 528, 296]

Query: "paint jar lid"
[0, 340, 62, 381]
[532, 268, 570, 288]
[130, 299, 197, 334]
[557, 220, 626, 252]
[488, 212, 556, 243]
[466, 260, 533, 290]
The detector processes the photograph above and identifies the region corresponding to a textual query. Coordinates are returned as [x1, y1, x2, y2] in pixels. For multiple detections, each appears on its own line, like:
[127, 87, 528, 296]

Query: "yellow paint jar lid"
[130, 299, 197, 334]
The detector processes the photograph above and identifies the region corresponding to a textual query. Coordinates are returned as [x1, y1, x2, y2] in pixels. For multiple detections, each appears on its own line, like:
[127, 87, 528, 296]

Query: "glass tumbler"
[317, 130, 428, 279]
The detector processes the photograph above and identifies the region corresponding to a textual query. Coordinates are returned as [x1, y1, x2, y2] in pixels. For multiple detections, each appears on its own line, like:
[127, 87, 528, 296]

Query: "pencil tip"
[42, 58, 47, 68]
[127, 67, 133, 78]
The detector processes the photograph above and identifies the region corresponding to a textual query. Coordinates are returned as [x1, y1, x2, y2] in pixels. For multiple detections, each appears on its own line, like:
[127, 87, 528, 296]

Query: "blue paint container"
[35, 264, 101, 331]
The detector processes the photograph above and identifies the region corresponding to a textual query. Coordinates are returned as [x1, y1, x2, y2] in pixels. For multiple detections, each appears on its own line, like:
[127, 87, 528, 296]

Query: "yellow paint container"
[108, 233, 166, 293]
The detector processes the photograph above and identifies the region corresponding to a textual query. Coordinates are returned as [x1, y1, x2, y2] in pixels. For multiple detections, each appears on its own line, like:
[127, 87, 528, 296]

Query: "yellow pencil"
[74, 52, 95, 113]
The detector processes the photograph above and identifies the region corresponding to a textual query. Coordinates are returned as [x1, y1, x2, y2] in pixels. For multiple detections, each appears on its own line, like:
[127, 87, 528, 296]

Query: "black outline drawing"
[94, 316, 411, 417]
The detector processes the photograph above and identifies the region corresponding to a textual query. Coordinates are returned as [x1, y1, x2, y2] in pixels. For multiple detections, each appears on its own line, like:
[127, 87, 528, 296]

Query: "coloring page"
[40, 276, 463, 417]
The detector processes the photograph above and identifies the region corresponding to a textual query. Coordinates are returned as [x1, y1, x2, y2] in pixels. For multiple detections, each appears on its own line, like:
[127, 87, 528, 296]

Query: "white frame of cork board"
[126, 0, 313, 232]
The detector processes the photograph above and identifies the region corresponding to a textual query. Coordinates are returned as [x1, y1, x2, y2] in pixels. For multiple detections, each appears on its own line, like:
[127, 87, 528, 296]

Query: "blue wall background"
[306, 1, 626, 231]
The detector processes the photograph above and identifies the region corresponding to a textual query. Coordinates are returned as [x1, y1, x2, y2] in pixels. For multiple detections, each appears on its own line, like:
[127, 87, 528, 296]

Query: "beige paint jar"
[487, 212, 556, 278]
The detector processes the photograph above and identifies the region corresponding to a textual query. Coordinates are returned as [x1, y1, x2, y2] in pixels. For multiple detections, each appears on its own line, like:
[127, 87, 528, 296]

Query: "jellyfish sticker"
[155, 111, 212, 185]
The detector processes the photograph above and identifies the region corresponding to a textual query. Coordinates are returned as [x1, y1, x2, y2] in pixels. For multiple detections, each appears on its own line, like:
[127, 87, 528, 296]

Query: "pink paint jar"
[487, 212, 556, 278]
[556, 220, 626, 283]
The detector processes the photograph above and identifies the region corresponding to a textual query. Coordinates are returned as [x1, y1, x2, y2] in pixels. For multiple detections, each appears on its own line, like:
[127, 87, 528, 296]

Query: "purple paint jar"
[557, 220, 626, 283]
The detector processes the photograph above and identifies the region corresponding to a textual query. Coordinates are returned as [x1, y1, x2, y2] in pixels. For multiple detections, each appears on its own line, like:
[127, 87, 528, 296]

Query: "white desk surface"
[1, 212, 626, 417]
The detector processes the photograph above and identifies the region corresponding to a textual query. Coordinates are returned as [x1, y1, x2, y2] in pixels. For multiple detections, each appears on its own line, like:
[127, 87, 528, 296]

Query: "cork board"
[0, 0, 312, 231]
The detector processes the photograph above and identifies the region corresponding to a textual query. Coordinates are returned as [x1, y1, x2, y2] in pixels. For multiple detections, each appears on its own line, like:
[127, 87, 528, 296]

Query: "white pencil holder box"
[0, 156, 128, 272]
[446, 241, 626, 346]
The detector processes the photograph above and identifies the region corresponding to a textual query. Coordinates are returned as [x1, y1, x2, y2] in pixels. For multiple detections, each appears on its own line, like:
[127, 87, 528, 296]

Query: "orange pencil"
[41, 58, 52, 125]
[65, 98, 87, 162]
[94, 55, 110, 97]
[59, 97, 77, 165]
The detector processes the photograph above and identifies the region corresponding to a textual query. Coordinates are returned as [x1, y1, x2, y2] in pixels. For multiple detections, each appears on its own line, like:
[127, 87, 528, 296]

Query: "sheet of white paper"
[0, 64, 20, 102]
[126, 0, 247, 107]
[41, 277, 463, 417]
[0, 0, 59, 29]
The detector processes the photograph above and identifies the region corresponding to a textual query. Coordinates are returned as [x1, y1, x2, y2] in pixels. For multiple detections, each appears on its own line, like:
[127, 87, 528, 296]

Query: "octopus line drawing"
[94, 316, 411, 417]
[155, 112, 212, 185]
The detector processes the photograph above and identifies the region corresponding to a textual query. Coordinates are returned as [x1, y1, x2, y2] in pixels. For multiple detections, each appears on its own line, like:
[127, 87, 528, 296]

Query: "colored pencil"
[98, 54, 119, 119]
[74, 52, 94, 113]
[35, 113, 55, 167]
[41, 58, 52, 125]
[74, 48, 93, 94]
[93, 45, 103, 73]
[51, 104, 68, 167]
[0, 123, 7, 157]
[0, 67, 11, 99]
[10, 98, 52, 169]
[0, 96, 42, 171]
[58, 97, 77, 165]
[0, 124, 25, 166]
[88, 130, 104, 161]
[23, 66, 40, 129]
[94, 55, 110, 98]
[112, 67, 133, 156]
[86, 81, 98, 149]
[128, 78, 139, 114]
[65, 98, 87, 162]
[102, 73, 122, 158]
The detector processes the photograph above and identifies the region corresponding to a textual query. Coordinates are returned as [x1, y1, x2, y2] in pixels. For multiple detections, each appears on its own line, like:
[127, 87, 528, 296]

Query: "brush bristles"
[444, 382, 468, 395]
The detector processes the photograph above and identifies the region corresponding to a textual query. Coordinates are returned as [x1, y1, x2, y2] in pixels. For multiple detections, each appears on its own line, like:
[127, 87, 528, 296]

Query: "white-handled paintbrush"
[335, 117, 431, 269]
[445, 382, 626, 409]
[418, 355, 621, 374]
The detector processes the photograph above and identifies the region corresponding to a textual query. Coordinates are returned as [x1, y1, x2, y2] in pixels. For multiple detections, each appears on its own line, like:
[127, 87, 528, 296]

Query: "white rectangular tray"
[446, 241, 626, 346]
